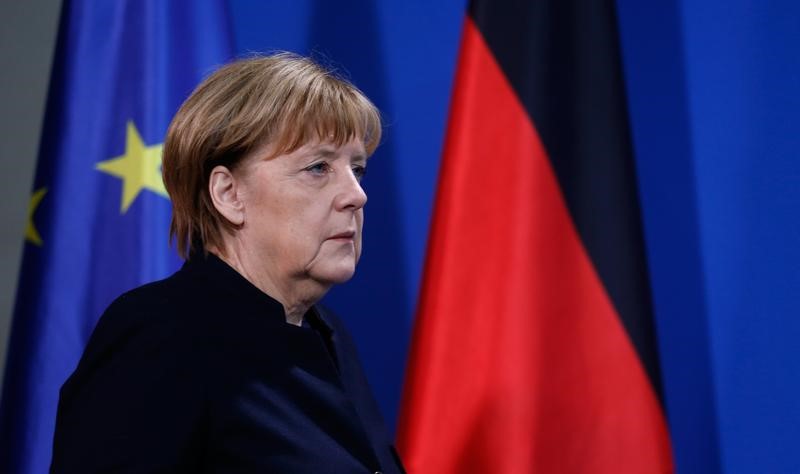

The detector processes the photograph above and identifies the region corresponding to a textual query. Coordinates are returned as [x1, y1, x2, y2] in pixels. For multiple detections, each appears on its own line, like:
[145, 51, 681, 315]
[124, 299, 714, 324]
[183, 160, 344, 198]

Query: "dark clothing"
[51, 254, 404, 473]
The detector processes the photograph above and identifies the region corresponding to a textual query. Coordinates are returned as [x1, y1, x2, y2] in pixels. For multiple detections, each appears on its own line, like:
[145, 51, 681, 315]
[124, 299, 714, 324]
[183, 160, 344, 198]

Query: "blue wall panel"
[680, 1, 800, 472]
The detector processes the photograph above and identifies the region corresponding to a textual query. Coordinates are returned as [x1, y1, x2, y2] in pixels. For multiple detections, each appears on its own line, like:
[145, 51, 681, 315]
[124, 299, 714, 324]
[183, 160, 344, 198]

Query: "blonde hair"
[162, 53, 382, 259]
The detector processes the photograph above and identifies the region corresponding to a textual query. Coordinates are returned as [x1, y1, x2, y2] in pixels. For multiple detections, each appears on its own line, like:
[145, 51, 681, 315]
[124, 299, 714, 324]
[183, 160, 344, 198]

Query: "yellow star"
[96, 121, 168, 213]
[25, 187, 47, 246]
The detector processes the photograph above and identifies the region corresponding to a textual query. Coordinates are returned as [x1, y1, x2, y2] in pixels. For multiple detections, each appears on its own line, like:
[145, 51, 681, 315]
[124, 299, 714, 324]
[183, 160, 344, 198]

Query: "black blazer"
[51, 254, 405, 473]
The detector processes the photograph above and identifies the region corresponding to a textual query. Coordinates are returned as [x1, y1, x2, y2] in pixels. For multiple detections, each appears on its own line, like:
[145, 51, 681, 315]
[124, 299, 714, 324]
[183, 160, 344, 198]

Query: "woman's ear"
[208, 165, 245, 226]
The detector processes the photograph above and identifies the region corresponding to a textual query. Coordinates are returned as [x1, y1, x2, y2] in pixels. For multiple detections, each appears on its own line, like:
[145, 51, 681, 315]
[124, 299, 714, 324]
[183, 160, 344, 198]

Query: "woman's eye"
[352, 165, 367, 181]
[305, 162, 331, 175]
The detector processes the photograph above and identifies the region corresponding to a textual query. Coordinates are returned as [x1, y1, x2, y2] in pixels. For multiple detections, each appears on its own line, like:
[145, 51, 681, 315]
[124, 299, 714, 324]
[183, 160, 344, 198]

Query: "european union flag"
[0, 1, 233, 472]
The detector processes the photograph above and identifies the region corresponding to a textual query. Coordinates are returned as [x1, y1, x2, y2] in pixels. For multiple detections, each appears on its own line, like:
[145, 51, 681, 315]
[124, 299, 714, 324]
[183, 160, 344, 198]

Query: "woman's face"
[235, 139, 368, 289]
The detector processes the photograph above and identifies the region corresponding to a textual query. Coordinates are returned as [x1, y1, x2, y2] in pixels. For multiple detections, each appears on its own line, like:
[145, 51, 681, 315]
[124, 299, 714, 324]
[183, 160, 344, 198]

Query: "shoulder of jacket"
[85, 271, 220, 361]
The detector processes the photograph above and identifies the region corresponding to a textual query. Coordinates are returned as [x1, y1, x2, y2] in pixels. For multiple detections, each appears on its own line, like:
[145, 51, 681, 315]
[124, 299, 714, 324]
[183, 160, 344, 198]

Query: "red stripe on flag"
[397, 18, 672, 473]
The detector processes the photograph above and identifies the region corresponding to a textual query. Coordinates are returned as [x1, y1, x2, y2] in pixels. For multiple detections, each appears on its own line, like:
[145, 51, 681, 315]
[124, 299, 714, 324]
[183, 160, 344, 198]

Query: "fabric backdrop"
[2, 1, 797, 473]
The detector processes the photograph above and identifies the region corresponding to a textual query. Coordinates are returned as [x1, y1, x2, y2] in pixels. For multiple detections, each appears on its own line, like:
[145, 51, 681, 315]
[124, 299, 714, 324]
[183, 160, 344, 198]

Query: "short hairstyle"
[162, 52, 382, 259]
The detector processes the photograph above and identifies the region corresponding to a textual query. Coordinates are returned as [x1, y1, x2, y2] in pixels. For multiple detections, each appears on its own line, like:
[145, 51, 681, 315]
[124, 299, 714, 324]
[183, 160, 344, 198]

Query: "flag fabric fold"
[397, 1, 673, 472]
[0, 2, 232, 472]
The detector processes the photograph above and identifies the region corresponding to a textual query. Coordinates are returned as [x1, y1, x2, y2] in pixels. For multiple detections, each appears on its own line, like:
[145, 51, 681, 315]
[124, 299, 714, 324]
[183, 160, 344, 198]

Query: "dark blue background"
[229, 1, 800, 473]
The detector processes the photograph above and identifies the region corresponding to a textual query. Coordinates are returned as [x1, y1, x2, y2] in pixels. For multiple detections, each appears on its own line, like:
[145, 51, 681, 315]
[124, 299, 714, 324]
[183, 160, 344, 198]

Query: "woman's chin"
[309, 261, 357, 286]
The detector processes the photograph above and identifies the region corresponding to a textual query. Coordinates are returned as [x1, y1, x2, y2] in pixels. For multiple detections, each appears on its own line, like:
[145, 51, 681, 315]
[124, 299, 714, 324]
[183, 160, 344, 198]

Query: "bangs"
[268, 74, 382, 158]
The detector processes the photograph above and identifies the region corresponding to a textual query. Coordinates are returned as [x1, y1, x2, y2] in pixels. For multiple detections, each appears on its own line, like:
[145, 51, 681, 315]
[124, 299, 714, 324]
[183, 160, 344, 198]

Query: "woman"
[51, 53, 405, 473]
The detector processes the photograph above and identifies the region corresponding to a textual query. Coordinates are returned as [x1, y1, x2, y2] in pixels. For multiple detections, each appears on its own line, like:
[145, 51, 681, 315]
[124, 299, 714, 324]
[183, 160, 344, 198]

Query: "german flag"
[396, 0, 673, 472]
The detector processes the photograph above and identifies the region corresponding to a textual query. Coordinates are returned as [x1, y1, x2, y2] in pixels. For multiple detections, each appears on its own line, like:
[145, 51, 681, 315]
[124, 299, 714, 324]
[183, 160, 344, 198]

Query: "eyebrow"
[314, 146, 368, 162]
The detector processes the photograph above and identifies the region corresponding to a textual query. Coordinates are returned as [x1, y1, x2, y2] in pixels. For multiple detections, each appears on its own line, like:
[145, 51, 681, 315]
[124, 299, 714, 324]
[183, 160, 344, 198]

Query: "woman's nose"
[334, 169, 368, 211]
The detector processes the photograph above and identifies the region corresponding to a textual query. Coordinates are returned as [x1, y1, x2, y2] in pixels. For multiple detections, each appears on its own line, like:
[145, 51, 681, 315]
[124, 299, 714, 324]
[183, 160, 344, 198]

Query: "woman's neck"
[208, 245, 329, 326]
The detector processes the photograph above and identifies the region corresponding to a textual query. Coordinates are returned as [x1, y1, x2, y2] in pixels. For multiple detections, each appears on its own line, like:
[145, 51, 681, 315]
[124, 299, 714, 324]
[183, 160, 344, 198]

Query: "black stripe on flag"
[469, 0, 664, 401]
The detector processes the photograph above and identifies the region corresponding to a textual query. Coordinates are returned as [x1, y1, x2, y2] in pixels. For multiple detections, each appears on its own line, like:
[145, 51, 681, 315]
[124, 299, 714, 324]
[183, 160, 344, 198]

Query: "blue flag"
[0, 1, 233, 472]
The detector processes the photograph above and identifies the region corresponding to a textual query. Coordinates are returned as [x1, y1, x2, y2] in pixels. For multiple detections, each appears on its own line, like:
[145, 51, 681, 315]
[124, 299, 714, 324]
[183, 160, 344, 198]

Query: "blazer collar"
[180, 252, 334, 335]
